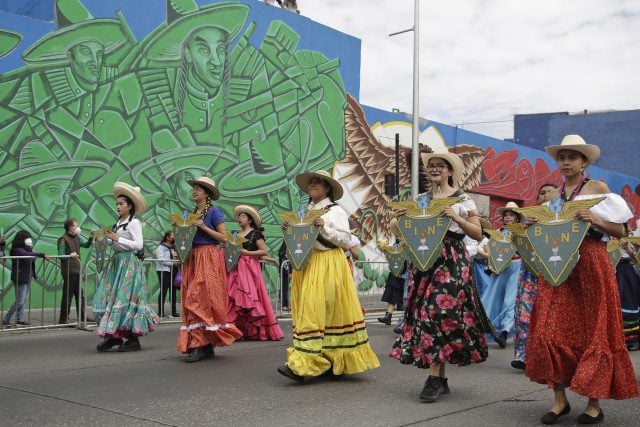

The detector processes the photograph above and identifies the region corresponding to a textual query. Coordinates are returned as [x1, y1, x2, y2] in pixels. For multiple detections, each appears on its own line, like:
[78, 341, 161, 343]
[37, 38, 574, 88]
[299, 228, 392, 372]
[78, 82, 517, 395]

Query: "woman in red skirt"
[177, 177, 242, 362]
[525, 135, 639, 424]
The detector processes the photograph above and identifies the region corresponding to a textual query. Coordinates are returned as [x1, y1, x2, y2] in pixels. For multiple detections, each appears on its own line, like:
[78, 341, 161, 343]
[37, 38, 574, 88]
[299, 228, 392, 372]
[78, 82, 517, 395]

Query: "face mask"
[24, 238, 33, 247]
[74, 227, 82, 236]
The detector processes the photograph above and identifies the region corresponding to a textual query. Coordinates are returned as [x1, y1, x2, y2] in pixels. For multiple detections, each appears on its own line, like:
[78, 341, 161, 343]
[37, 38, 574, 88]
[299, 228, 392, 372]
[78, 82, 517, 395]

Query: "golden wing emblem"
[277, 209, 329, 225]
[170, 213, 200, 226]
[607, 239, 621, 252]
[425, 197, 464, 216]
[486, 229, 511, 242]
[91, 228, 107, 240]
[303, 209, 330, 223]
[504, 223, 528, 236]
[277, 211, 301, 224]
[226, 231, 248, 245]
[387, 200, 422, 216]
[559, 197, 605, 219]
[622, 236, 640, 245]
[513, 205, 556, 223]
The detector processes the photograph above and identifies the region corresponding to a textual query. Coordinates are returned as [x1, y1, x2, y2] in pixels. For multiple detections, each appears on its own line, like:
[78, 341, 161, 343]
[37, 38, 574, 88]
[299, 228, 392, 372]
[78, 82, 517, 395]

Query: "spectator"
[277, 241, 291, 311]
[3, 230, 49, 326]
[156, 231, 179, 318]
[58, 218, 93, 324]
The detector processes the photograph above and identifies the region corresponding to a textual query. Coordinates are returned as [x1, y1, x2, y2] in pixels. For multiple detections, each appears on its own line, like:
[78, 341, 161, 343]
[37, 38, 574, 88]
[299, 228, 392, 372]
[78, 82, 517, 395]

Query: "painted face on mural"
[26, 178, 72, 222]
[185, 27, 228, 95]
[67, 40, 104, 86]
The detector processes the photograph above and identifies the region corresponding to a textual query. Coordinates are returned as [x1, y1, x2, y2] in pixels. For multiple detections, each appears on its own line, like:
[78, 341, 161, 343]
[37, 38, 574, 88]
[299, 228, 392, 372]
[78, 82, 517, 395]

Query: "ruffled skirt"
[93, 251, 159, 339]
[227, 254, 284, 340]
[525, 238, 639, 399]
[286, 248, 380, 377]
[177, 245, 242, 353]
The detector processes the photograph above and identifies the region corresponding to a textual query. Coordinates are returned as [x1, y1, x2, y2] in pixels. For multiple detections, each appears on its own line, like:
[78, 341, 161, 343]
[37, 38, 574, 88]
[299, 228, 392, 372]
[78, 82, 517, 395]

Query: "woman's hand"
[281, 220, 289, 231]
[524, 216, 538, 226]
[105, 230, 119, 241]
[575, 209, 602, 227]
[440, 207, 461, 223]
[313, 217, 325, 227]
[239, 249, 250, 256]
[194, 219, 204, 228]
[393, 208, 407, 218]
[43, 254, 50, 261]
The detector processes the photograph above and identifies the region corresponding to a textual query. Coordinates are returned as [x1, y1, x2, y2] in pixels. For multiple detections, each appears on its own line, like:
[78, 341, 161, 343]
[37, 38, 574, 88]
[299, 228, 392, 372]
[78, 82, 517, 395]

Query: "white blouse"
[574, 193, 633, 225]
[307, 197, 352, 251]
[420, 192, 477, 234]
[108, 217, 144, 252]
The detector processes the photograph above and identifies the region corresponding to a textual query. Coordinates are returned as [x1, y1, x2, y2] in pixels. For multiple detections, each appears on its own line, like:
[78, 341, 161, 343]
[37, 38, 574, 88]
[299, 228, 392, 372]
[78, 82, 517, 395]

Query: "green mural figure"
[0, 29, 22, 59]
[0, 140, 108, 298]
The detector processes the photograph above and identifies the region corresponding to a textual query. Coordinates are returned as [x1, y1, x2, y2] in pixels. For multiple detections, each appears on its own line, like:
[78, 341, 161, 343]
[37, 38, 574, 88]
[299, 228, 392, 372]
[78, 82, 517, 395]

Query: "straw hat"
[233, 204, 262, 227]
[187, 176, 220, 200]
[420, 147, 464, 186]
[545, 135, 600, 166]
[497, 201, 521, 216]
[113, 182, 147, 214]
[295, 170, 344, 200]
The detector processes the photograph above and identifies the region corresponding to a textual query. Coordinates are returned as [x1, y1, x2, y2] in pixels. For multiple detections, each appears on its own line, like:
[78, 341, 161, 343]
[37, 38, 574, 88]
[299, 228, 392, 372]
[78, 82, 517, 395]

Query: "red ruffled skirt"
[226, 254, 284, 340]
[177, 245, 242, 353]
[525, 237, 639, 399]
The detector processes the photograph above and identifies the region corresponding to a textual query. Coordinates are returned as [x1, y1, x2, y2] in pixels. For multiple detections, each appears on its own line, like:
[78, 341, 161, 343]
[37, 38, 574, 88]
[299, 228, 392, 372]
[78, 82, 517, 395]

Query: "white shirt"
[155, 244, 174, 271]
[464, 235, 478, 258]
[108, 217, 144, 252]
[307, 197, 352, 251]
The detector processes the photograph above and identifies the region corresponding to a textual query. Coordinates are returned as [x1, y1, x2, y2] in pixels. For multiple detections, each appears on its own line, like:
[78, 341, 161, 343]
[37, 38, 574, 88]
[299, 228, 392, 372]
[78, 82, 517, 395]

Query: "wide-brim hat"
[421, 147, 464, 186]
[497, 201, 522, 219]
[233, 204, 262, 227]
[113, 182, 147, 214]
[295, 170, 344, 201]
[0, 140, 108, 208]
[143, 2, 250, 62]
[22, 20, 128, 65]
[187, 176, 220, 200]
[0, 29, 21, 59]
[545, 135, 600, 166]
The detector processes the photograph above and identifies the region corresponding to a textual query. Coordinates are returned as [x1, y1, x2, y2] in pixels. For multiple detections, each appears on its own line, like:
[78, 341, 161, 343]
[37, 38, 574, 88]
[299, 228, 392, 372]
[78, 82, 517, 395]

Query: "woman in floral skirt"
[390, 147, 488, 402]
[93, 182, 159, 352]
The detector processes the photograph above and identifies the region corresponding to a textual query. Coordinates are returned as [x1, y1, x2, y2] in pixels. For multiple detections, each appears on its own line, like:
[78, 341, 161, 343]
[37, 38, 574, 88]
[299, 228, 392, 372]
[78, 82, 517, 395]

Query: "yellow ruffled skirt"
[286, 248, 380, 377]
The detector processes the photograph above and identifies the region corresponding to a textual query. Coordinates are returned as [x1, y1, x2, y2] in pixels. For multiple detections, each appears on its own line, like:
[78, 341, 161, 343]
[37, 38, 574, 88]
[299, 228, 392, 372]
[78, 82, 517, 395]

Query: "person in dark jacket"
[3, 230, 49, 326]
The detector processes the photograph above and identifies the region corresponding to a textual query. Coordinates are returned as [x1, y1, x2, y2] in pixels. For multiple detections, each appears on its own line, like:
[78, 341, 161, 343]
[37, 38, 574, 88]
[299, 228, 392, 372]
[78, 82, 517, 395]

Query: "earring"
[207, 196, 211, 204]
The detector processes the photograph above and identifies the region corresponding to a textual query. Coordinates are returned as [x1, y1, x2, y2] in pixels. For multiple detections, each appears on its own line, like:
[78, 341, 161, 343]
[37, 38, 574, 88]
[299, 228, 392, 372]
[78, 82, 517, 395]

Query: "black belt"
[446, 230, 465, 241]
[620, 258, 632, 264]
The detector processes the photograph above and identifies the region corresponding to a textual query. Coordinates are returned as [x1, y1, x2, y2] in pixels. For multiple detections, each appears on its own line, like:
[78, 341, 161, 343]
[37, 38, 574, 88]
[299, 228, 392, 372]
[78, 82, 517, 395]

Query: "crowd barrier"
[1, 254, 391, 334]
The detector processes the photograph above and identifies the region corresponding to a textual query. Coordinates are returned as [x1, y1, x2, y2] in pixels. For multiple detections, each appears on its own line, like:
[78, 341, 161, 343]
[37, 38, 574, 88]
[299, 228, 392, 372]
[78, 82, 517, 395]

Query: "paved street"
[1, 313, 639, 426]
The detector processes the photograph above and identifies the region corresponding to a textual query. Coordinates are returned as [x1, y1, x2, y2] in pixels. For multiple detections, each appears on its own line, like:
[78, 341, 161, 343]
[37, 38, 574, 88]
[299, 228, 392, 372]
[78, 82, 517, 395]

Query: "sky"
[299, 0, 640, 140]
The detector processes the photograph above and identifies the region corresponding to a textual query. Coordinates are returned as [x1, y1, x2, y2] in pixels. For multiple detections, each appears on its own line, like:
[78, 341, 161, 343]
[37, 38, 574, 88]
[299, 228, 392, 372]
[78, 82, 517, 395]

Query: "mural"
[1, 0, 639, 305]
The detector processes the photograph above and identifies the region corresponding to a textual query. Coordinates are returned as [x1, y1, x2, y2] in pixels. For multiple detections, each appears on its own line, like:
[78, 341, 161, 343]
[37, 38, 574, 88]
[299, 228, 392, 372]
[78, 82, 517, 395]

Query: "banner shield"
[91, 228, 108, 273]
[607, 244, 622, 269]
[224, 232, 247, 272]
[385, 246, 407, 278]
[397, 215, 451, 272]
[511, 233, 541, 276]
[487, 237, 516, 274]
[526, 219, 589, 286]
[283, 223, 322, 271]
[170, 211, 200, 264]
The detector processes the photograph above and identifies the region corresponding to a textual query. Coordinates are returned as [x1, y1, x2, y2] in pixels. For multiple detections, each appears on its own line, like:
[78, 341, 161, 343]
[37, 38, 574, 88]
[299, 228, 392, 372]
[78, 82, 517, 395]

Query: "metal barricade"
[0, 254, 81, 332]
[353, 260, 390, 311]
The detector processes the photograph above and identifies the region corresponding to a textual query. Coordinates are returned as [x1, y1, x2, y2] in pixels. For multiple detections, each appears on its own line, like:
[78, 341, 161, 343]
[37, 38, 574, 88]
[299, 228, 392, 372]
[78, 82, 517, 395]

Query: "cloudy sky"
[300, 0, 640, 140]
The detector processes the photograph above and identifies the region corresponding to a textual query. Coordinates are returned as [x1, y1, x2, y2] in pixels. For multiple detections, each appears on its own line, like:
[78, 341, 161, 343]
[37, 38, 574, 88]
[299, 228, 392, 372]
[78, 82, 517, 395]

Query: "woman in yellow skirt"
[277, 170, 380, 382]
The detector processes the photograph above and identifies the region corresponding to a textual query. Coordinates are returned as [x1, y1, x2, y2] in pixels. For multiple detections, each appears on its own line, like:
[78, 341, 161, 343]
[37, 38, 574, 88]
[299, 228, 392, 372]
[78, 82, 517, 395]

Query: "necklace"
[560, 174, 587, 201]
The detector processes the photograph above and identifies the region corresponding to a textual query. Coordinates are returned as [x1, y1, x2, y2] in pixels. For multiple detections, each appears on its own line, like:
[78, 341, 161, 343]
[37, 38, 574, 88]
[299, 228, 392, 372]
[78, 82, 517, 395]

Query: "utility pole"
[389, 0, 420, 198]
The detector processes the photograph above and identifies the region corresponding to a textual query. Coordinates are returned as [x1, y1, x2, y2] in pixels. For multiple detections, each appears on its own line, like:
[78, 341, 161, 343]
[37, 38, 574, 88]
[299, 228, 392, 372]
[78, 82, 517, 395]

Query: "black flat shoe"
[420, 375, 446, 402]
[577, 410, 604, 424]
[541, 403, 571, 425]
[277, 365, 305, 383]
[203, 344, 215, 358]
[185, 347, 207, 363]
[97, 337, 123, 352]
[117, 337, 141, 352]
[510, 360, 526, 370]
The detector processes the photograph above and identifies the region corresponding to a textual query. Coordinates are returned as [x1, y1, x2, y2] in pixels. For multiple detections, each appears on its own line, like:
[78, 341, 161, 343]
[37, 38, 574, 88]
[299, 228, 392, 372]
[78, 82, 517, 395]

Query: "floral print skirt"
[513, 266, 537, 362]
[390, 237, 488, 368]
[93, 251, 159, 339]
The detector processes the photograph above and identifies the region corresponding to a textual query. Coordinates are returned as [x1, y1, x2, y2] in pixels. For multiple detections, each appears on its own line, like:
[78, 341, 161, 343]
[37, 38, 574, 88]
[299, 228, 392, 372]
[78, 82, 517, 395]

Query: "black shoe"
[2, 319, 11, 326]
[185, 347, 207, 363]
[420, 375, 446, 402]
[627, 342, 639, 351]
[577, 410, 604, 424]
[494, 331, 507, 349]
[97, 337, 124, 352]
[203, 344, 215, 358]
[117, 337, 141, 352]
[16, 321, 31, 326]
[277, 365, 305, 383]
[540, 403, 571, 425]
[378, 312, 392, 325]
[511, 360, 526, 370]
[441, 377, 450, 395]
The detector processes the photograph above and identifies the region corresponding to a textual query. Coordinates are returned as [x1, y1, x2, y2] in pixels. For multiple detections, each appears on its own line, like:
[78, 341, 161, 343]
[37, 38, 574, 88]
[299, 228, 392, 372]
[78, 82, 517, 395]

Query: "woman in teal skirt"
[93, 182, 159, 352]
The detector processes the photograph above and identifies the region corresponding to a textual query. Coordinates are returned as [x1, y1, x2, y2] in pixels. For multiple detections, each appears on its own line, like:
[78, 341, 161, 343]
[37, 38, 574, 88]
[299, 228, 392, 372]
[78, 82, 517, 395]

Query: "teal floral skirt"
[93, 251, 159, 338]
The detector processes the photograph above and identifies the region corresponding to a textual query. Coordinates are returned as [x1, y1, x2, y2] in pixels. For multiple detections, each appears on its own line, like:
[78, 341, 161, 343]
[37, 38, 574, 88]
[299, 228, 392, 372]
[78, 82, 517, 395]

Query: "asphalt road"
[1, 313, 639, 426]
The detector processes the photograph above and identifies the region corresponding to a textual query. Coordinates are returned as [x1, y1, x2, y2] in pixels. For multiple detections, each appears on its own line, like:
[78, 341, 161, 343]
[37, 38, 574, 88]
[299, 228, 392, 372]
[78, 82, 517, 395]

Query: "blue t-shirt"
[192, 206, 225, 246]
